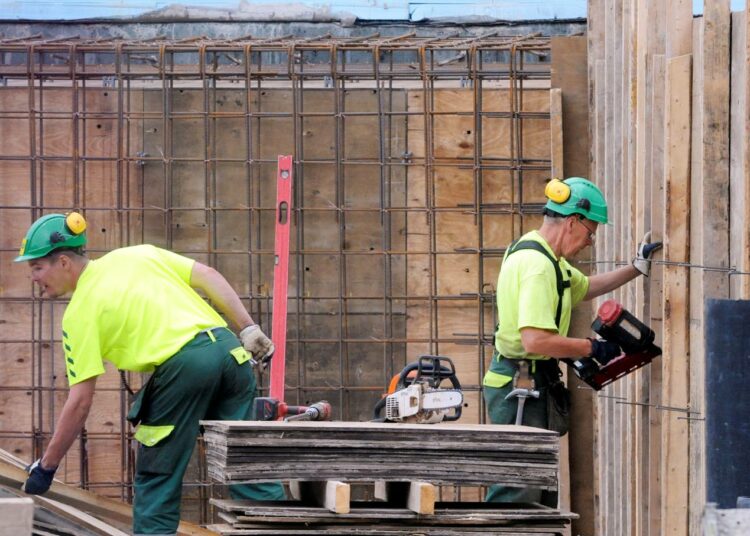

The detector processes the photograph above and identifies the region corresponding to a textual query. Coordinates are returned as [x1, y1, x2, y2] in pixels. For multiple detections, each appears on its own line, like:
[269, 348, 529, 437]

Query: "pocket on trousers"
[230, 346, 251, 365]
[134, 424, 178, 475]
[482, 369, 513, 389]
[546, 381, 571, 436]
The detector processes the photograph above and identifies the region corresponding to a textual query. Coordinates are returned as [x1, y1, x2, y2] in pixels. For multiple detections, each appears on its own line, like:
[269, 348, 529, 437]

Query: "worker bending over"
[15, 213, 285, 536]
[482, 177, 661, 506]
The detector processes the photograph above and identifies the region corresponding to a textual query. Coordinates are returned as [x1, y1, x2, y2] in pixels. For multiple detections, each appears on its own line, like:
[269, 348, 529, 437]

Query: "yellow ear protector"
[65, 212, 87, 235]
[545, 178, 570, 204]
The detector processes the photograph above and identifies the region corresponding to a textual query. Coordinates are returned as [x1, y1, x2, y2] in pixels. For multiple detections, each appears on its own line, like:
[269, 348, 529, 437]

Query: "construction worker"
[15, 212, 285, 536]
[482, 177, 661, 506]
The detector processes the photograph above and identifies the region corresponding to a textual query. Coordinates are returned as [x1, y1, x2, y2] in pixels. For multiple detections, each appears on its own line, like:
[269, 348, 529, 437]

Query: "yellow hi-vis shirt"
[61, 245, 227, 385]
[493, 230, 589, 359]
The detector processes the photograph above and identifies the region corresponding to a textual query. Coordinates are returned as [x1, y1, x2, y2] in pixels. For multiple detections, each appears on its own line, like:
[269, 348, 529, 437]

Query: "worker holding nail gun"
[482, 177, 662, 506]
[14, 212, 284, 536]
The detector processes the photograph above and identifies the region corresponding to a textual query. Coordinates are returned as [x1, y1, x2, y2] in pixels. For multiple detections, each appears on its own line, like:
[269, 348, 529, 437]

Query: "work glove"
[22, 459, 56, 495]
[633, 231, 663, 277]
[588, 338, 622, 367]
[240, 324, 274, 369]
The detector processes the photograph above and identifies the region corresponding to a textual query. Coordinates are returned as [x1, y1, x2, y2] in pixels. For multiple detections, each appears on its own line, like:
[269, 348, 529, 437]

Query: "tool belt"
[494, 355, 571, 436]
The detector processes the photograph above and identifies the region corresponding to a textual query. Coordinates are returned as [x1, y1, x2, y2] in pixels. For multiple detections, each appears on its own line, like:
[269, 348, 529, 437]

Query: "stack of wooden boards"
[202, 421, 572, 535]
[202, 421, 559, 489]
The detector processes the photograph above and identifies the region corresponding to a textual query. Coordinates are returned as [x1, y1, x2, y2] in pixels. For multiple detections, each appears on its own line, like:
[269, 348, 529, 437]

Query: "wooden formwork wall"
[0, 71, 559, 519]
[588, 1, 749, 534]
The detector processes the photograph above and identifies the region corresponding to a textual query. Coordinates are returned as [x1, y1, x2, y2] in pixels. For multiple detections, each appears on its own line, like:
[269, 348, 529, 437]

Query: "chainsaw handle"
[396, 355, 462, 390]
[372, 397, 387, 421]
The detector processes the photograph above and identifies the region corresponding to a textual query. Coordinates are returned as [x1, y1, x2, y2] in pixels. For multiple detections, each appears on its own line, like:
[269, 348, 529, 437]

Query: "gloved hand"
[588, 338, 622, 366]
[22, 459, 56, 495]
[633, 231, 663, 276]
[239, 324, 274, 368]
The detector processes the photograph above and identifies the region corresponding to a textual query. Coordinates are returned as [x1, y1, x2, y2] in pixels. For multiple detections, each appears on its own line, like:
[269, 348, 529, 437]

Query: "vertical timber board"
[729, 11, 749, 299]
[743, 5, 750, 299]
[602, 0, 616, 531]
[593, 58, 606, 536]
[662, 52, 692, 536]
[693, 3, 731, 535]
[551, 35, 595, 536]
[689, 14, 706, 532]
[548, 87, 570, 516]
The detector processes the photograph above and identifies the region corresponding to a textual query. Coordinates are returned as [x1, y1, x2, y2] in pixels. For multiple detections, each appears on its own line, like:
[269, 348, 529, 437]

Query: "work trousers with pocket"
[483, 352, 559, 507]
[130, 327, 285, 535]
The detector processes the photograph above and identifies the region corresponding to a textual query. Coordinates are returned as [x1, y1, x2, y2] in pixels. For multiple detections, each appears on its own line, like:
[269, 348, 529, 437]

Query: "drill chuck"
[285, 401, 332, 422]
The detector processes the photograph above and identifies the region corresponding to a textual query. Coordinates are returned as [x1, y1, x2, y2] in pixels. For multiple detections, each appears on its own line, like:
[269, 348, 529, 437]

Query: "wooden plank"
[662, 52, 692, 536]
[743, 4, 750, 299]
[690, 3, 731, 535]
[729, 10, 750, 299]
[549, 88, 564, 180]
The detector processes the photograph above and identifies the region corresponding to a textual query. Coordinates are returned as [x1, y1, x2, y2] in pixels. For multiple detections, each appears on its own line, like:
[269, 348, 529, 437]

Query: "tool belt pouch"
[538, 360, 570, 437]
[547, 381, 571, 436]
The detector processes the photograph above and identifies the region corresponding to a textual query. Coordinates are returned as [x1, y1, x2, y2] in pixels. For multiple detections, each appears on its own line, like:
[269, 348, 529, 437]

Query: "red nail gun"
[564, 299, 662, 390]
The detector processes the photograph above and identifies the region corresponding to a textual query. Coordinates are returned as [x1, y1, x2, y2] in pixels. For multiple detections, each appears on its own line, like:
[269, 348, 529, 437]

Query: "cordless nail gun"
[563, 299, 662, 390]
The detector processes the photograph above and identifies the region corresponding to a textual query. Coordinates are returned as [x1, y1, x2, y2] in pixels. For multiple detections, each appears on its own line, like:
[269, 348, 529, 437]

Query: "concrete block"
[0, 498, 33, 536]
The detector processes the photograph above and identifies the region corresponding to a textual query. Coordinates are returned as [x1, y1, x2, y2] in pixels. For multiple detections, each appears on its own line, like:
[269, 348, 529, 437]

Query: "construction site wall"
[587, 0, 749, 534]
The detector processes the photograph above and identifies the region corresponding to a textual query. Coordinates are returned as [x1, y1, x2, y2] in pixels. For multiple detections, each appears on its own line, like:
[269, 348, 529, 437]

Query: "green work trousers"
[130, 328, 285, 535]
[483, 353, 559, 507]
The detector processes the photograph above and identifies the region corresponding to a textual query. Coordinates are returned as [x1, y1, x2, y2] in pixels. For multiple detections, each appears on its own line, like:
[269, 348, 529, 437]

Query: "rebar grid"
[0, 33, 551, 520]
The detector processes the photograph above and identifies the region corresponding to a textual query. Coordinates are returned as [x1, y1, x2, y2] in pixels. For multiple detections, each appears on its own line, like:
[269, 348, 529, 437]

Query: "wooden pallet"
[208, 499, 576, 536]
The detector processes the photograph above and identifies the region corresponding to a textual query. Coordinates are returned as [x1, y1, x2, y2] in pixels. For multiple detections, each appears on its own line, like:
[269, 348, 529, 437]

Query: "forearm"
[520, 328, 593, 359]
[42, 379, 95, 468]
[191, 262, 254, 331]
[584, 264, 640, 300]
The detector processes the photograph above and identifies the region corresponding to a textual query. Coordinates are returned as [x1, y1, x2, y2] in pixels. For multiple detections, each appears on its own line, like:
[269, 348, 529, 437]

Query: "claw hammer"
[504, 360, 540, 425]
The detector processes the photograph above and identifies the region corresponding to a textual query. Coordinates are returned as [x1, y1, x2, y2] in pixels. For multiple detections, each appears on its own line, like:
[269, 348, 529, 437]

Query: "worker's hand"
[22, 459, 56, 495]
[239, 324, 274, 368]
[633, 231, 663, 276]
[588, 338, 622, 366]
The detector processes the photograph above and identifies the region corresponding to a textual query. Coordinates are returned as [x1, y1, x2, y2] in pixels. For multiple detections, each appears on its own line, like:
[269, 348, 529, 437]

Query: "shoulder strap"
[507, 240, 571, 328]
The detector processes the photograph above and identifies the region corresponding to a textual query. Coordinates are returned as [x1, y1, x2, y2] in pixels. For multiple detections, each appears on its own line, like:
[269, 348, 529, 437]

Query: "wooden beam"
[406, 482, 436, 515]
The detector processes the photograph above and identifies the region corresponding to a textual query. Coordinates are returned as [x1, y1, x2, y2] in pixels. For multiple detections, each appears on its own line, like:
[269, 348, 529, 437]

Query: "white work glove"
[632, 231, 663, 277]
[239, 324, 275, 368]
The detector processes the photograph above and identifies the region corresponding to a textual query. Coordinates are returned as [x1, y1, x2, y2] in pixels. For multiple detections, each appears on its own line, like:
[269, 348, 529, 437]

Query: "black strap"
[505, 239, 571, 328]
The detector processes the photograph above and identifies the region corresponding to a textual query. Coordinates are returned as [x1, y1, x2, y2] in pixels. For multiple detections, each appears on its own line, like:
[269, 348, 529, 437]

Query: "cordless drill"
[564, 300, 662, 390]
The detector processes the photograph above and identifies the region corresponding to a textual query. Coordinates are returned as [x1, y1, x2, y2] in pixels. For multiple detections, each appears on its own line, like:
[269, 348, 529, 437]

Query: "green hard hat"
[14, 213, 87, 262]
[544, 177, 609, 224]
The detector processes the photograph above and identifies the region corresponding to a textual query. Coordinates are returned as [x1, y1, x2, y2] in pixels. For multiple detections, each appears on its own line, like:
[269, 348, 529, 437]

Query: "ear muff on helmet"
[545, 178, 571, 204]
[543, 177, 609, 224]
[65, 212, 87, 235]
